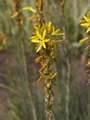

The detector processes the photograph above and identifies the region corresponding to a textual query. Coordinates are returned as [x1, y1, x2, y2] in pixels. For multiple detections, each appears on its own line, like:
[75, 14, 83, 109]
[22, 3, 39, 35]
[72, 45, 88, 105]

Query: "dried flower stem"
[11, 1, 37, 120]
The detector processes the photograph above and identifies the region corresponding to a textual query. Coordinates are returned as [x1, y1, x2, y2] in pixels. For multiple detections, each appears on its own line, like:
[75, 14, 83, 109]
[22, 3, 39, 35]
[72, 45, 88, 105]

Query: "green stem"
[20, 28, 37, 120]
[15, 0, 37, 119]
[66, 58, 70, 120]
[5, 50, 11, 78]
[88, 92, 90, 120]
[0, 83, 16, 94]
[61, 2, 70, 120]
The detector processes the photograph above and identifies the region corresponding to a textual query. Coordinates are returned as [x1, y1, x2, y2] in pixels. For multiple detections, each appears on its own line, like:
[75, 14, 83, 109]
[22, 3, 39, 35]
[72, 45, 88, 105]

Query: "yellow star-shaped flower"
[80, 11, 90, 33]
[30, 29, 50, 52]
[30, 22, 64, 52]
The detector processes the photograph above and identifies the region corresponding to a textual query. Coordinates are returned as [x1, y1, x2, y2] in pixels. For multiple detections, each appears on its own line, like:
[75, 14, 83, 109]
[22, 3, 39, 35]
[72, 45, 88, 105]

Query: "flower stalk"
[11, 1, 37, 120]
[58, 1, 70, 120]
[23, 0, 64, 119]
[31, 22, 64, 120]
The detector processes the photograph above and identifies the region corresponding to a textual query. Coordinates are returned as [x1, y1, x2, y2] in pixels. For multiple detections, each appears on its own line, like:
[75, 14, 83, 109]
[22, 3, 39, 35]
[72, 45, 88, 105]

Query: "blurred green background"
[0, 0, 90, 120]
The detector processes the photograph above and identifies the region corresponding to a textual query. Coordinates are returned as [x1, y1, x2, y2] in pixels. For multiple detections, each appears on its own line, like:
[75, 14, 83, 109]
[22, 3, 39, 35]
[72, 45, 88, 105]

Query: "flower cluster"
[30, 22, 64, 53]
[29, 22, 64, 117]
[80, 11, 90, 85]
[80, 11, 90, 33]
[30, 22, 64, 84]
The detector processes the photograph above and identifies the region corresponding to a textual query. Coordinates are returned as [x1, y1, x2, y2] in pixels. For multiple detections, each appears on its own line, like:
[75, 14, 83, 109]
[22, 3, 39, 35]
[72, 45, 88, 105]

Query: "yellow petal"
[37, 76, 43, 83]
[35, 55, 43, 63]
[50, 51, 54, 57]
[85, 45, 90, 50]
[86, 58, 90, 67]
[52, 29, 64, 36]
[42, 42, 46, 48]
[48, 22, 52, 33]
[11, 12, 19, 19]
[87, 11, 90, 18]
[42, 30, 46, 40]
[86, 27, 90, 33]
[48, 22, 52, 27]
[29, 36, 38, 40]
[80, 23, 90, 27]
[31, 39, 40, 43]
[22, 7, 36, 13]
[36, 44, 42, 52]
[36, 31, 41, 39]
[51, 72, 57, 79]
[28, 16, 38, 20]
[44, 39, 50, 43]
[34, 26, 39, 31]
[52, 29, 60, 35]
[79, 19, 85, 24]
[83, 16, 89, 22]
[79, 37, 89, 43]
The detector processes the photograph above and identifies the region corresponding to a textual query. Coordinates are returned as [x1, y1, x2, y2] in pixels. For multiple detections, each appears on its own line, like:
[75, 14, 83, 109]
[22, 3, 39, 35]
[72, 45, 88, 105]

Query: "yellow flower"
[30, 22, 64, 52]
[79, 12, 90, 51]
[30, 30, 50, 52]
[80, 11, 90, 33]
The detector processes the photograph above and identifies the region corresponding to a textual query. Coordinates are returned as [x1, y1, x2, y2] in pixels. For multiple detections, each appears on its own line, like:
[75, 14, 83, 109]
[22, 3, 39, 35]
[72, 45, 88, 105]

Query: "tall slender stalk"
[11, 1, 37, 120]
[35, 1, 55, 119]
[59, 1, 70, 120]
[20, 31, 37, 120]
